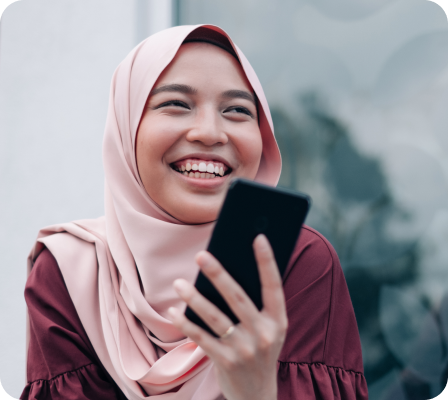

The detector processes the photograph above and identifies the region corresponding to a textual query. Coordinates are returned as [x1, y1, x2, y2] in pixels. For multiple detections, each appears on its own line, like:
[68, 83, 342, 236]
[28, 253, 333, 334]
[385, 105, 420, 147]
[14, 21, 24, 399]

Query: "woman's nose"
[185, 107, 228, 146]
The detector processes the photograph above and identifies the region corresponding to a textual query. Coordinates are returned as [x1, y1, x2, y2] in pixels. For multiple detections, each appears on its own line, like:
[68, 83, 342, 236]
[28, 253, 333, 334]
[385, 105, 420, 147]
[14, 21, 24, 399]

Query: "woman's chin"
[171, 202, 221, 225]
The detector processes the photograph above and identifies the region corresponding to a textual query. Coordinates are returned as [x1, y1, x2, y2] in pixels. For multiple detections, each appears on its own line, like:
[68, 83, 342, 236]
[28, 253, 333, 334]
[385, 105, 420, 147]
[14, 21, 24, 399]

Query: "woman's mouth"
[170, 158, 232, 179]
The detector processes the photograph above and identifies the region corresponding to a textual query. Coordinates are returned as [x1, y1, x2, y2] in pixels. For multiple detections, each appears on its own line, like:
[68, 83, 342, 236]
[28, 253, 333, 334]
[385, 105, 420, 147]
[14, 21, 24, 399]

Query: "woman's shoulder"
[29, 217, 106, 265]
[30, 246, 58, 270]
[281, 224, 337, 307]
[29, 221, 102, 291]
[295, 225, 338, 261]
[25, 247, 82, 345]
[25, 247, 63, 298]
[283, 225, 339, 288]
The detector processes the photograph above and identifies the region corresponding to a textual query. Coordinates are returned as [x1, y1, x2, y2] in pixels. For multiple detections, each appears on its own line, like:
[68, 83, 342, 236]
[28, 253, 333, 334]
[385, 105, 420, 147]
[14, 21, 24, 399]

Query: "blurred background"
[1, 0, 448, 398]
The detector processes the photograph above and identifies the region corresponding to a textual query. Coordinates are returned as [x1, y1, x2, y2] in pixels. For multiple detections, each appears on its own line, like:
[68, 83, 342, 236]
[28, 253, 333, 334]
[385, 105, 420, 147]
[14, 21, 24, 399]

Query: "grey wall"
[0, 0, 172, 397]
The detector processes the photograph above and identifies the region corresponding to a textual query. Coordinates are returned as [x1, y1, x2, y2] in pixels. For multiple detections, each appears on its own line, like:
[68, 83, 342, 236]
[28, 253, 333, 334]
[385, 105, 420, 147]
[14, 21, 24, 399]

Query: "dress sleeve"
[21, 248, 127, 400]
[277, 226, 369, 400]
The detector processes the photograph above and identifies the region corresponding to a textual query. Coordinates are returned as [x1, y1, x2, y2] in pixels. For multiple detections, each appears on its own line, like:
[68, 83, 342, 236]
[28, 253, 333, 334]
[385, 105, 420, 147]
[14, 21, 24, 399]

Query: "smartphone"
[185, 178, 311, 336]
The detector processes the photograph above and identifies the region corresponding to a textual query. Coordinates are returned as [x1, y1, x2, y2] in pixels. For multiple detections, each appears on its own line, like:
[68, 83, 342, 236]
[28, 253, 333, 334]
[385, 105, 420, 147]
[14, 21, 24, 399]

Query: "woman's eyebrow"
[150, 84, 198, 96]
[221, 90, 256, 105]
[149, 85, 255, 105]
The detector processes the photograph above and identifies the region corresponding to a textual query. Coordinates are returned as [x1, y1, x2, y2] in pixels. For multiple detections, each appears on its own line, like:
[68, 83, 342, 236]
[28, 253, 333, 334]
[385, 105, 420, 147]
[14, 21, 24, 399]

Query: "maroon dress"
[21, 226, 368, 400]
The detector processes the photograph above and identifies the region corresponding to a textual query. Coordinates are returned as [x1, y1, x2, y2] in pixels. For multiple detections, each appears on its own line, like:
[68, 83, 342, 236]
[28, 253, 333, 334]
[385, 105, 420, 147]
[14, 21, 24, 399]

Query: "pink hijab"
[28, 25, 281, 400]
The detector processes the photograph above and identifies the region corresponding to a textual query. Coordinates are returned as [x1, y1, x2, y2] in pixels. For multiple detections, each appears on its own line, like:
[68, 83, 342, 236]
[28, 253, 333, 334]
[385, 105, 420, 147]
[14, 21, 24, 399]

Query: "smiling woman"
[22, 25, 368, 400]
[137, 41, 262, 224]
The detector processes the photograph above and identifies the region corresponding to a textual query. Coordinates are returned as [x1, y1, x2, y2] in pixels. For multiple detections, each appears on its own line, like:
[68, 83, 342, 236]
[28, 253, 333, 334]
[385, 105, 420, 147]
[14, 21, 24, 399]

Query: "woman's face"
[136, 42, 263, 224]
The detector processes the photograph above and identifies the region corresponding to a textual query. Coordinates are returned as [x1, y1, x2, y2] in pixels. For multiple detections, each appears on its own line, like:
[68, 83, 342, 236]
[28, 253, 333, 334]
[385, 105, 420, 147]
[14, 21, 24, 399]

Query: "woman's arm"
[22, 248, 127, 400]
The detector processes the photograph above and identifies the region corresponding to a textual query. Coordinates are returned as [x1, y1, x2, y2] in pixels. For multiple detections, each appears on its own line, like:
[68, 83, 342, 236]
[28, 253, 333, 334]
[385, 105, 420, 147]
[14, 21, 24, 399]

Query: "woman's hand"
[167, 234, 288, 400]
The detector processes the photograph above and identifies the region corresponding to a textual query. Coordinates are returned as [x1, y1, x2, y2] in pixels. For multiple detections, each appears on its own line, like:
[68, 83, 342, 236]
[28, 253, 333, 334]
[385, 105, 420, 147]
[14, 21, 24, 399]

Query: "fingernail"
[167, 307, 179, 319]
[196, 251, 212, 269]
[173, 279, 189, 293]
[255, 234, 267, 246]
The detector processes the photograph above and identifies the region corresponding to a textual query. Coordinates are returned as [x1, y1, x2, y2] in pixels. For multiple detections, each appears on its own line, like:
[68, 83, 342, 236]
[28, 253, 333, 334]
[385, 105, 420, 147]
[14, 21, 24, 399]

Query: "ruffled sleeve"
[21, 248, 126, 400]
[278, 226, 369, 400]
[21, 363, 125, 400]
[278, 362, 368, 400]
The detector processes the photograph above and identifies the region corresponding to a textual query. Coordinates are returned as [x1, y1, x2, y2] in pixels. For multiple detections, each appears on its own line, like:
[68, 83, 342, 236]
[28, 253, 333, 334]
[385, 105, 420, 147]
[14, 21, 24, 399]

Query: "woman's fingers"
[187, 235, 287, 336]
[195, 251, 260, 328]
[170, 238, 287, 400]
[167, 306, 229, 359]
[253, 235, 287, 322]
[173, 279, 234, 337]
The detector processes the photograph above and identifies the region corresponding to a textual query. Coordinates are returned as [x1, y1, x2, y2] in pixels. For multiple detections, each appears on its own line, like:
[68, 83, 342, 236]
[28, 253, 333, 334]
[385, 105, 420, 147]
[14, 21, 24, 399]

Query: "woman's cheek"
[239, 127, 263, 178]
[138, 119, 178, 161]
[136, 120, 167, 186]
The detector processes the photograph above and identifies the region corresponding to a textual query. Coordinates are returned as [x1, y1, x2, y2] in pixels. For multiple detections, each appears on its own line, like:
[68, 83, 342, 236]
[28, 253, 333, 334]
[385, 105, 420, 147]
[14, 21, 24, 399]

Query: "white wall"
[0, 0, 172, 397]
[136, 0, 173, 42]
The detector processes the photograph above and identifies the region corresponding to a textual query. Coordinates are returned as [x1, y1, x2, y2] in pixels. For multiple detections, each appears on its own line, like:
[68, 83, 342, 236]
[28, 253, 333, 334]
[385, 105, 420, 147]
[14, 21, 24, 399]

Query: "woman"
[22, 25, 368, 400]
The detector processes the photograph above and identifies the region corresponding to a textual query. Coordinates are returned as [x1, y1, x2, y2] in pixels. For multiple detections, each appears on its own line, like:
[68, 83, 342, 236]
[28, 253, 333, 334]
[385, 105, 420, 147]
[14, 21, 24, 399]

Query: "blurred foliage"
[272, 94, 448, 399]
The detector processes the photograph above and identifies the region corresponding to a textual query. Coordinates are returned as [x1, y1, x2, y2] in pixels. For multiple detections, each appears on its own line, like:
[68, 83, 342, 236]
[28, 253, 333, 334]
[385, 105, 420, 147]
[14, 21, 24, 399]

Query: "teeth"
[181, 170, 219, 179]
[206, 163, 215, 173]
[174, 160, 229, 177]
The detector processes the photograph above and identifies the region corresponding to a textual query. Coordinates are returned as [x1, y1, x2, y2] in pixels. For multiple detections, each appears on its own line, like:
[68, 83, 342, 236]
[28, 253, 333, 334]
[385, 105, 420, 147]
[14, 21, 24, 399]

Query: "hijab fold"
[27, 24, 281, 400]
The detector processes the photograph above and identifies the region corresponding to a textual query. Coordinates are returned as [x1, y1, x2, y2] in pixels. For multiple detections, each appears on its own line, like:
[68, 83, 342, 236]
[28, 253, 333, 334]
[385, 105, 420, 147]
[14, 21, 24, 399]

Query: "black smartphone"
[185, 178, 311, 336]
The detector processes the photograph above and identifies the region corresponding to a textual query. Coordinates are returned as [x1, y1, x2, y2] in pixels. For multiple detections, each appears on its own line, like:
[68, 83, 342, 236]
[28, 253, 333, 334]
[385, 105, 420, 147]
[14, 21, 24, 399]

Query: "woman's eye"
[155, 100, 190, 109]
[224, 106, 253, 117]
